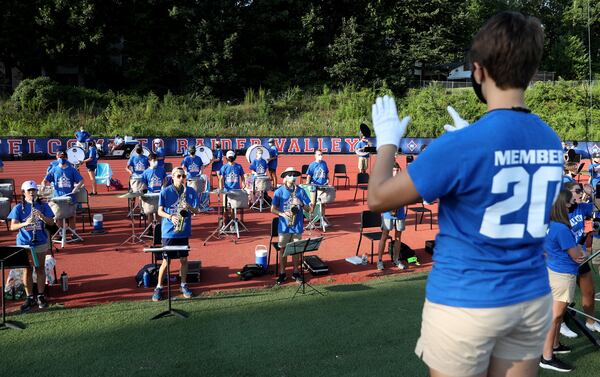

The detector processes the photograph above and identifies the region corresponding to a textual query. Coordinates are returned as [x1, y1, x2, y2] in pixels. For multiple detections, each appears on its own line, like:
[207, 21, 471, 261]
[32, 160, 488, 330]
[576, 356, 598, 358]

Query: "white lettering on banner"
[494, 149, 562, 166]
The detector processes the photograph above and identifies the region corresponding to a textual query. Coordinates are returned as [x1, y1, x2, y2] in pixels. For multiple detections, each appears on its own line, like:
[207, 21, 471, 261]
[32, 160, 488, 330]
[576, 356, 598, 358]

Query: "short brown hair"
[550, 190, 572, 228]
[469, 11, 544, 89]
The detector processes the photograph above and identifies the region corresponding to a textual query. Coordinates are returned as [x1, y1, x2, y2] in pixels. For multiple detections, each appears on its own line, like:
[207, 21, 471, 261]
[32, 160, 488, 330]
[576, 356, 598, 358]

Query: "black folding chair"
[355, 210, 386, 264]
[353, 172, 369, 204]
[268, 217, 280, 274]
[333, 164, 350, 189]
[0, 178, 17, 204]
[76, 188, 93, 232]
[301, 164, 309, 181]
[405, 202, 433, 230]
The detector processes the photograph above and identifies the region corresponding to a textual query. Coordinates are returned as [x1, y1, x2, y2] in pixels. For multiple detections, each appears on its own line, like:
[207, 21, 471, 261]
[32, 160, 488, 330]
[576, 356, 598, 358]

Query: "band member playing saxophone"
[8, 181, 55, 312]
[153, 167, 200, 302]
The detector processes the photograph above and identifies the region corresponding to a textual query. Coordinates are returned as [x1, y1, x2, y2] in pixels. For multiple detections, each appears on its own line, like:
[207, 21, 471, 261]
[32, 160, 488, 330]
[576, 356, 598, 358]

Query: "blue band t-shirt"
[159, 185, 199, 238]
[181, 156, 203, 178]
[45, 166, 83, 200]
[545, 221, 579, 275]
[219, 163, 244, 191]
[307, 161, 329, 186]
[250, 159, 268, 175]
[128, 155, 149, 175]
[273, 185, 311, 234]
[212, 149, 224, 172]
[268, 146, 279, 169]
[141, 167, 166, 193]
[86, 146, 98, 169]
[8, 202, 55, 246]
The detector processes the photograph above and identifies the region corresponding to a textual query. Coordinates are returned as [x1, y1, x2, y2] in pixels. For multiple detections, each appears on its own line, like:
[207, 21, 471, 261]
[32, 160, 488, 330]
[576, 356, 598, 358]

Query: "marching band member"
[356, 126, 372, 174]
[141, 153, 167, 193]
[541, 190, 585, 373]
[271, 167, 312, 285]
[153, 138, 166, 168]
[181, 145, 204, 178]
[306, 150, 330, 219]
[82, 139, 98, 195]
[152, 167, 200, 302]
[126, 145, 150, 176]
[211, 141, 224, 177]
[368, 12, 562, 377]
[249, 148, 268, 176]
[376, 162, 406, 271]
[47, 150, 72, 172]
[219, 150, 245, 223]
[75, 127, 90, 150]
[267, 138, 279, 187]
[42, 150, 84, 233]
[8, 181, 55, 311]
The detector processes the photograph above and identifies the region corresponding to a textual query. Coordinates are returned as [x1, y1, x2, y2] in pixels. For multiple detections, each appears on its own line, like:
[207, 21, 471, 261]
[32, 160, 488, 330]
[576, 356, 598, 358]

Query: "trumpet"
[174, 186, 190, 233]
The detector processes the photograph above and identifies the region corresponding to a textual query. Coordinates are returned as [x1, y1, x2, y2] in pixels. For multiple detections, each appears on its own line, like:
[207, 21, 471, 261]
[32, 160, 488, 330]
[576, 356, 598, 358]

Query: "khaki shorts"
[358, 157, 368, 171]
[382, 218, 405, 232]
[548, 269, 577, 303]
[278, 233, 301, 252]
[415, 295, 552, 376]
[591, 237, 600, 270]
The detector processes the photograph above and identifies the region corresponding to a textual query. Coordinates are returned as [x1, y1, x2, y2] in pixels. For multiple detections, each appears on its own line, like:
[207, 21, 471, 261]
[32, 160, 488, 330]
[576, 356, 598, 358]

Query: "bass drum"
[245, 144, 270, 163]
[196, 146, 214, 166]
[130, 146, 151, 158]
[67, 146, 86, 166]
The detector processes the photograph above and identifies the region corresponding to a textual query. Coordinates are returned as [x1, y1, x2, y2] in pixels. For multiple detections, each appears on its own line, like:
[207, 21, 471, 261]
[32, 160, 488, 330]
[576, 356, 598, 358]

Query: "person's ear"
[472, 62, 485, 84]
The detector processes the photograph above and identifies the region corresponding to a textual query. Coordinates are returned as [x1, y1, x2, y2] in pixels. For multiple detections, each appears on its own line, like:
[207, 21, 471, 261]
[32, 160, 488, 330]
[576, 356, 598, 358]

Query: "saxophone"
[174, 186, 190, 233]
[289, 184, 300, 225]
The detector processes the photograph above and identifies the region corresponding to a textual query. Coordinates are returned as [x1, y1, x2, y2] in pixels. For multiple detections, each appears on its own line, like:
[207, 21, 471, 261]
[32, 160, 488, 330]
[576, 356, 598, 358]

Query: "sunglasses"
[175, 174, 186, 178]
[573, 189, 582, 194]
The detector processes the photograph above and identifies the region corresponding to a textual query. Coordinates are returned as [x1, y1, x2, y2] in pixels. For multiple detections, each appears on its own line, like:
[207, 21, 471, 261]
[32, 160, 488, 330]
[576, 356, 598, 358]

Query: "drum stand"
[203, 190, 229, 245]
[250, 189, 270, 212]
[52, 217, 83, 248]
[139, 212, 158, 240]
[305, 200, 329, 233]
[220, 206, 248, 239]
[116, 208, 144, 250]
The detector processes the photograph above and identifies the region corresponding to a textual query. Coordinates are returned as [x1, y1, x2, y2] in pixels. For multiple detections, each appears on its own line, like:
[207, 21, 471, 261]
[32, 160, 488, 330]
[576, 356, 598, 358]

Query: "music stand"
[115, 192, 144, 250]
[144, 246, 189, 320]
[0, 246, 31, 330]
[283, 237, 325, 299]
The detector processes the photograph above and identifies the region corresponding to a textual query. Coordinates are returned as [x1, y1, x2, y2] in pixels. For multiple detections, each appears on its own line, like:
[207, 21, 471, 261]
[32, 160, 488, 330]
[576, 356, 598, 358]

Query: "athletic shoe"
[37, 294, 49, 309]
[585, 321, 600, 333]
[539, 356, 573, 372]
[560, 322, 578, 338]
[396, 260, 406, 270]
[181, 284, 193, 299]
[553, 343, 572, 354]
[292, 271, 304, 283]
[376, 261, 384, 270]
[151, 287, 162, 302]
[276, 273, 286, 285]
[20, 296, 36, 312]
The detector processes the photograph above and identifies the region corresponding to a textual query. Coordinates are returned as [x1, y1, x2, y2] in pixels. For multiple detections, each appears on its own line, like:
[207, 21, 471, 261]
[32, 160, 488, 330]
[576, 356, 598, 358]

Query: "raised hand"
[443, 106, 469, 132]
[371, 95, 410, 150]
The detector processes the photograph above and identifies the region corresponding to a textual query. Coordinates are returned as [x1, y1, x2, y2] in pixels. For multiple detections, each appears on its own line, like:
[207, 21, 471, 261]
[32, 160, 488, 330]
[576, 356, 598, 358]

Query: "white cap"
[226, 150, 235, 158]
[21, 180, 38, 191]
[153, 138, 162, 144]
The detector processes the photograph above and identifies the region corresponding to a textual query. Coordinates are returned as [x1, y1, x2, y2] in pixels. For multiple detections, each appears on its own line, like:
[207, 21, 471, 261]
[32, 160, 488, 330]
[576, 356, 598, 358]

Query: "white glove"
[371, 95, 410, 150]
[443, 106, 469, 132]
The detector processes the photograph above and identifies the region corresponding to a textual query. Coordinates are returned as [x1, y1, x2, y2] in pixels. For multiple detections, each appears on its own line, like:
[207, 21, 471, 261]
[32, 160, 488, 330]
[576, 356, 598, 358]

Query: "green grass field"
[1, 272, 598, 377]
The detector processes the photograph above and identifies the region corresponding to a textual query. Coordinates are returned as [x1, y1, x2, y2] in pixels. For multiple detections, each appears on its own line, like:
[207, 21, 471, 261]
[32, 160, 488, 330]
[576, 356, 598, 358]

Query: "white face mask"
[256, 153, 263, 159]
[150, 161, 158, 168]
[285, 175, 296, 184]
[316, 155, 323, 161]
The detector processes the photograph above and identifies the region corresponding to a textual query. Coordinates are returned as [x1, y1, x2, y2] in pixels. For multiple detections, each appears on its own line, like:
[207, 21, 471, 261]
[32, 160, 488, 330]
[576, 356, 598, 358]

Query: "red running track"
[0, 154, 438, 310]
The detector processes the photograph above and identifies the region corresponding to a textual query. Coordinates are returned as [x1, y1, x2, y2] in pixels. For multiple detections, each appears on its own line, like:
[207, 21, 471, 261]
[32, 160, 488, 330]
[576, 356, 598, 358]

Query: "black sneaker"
[292, 271, 304, 283]
[553, 343, 572, 354]
[37, 294, 49, 309]
[539, 356, 573, 372]
[276, 273, 286, 285]
[20, 296, 36, 312]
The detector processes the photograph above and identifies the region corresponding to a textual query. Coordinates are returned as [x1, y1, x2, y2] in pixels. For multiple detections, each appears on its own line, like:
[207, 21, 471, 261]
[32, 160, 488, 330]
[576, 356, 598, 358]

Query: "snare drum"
[67, 146, 86, 166]
[141, 193, 160, 215]
[317, 185, 336, 204]
[37, 185, 54, 200]
[0, 197, 10, 218]
[75, 188, 87, 203]
[254, 175, 272, 192]
[0, 183, 13, 199]
[129, 175, 147, 193]
[187, 176, 206, 194]
[226, 189, 249, 209]
[49, 196, 76, 220]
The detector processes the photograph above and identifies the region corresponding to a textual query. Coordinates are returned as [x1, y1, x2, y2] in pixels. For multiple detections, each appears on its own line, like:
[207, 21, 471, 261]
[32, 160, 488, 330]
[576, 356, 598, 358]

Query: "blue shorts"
[159, 238, 189, 259]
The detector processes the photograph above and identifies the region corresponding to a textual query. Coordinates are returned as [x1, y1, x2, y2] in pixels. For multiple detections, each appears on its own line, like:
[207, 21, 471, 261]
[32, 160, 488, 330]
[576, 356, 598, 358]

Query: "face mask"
[150, 161, 157, 168]
[228, 156, 235, 162]
[268, 142, 274, 146]
[316, 155, 323, 162]
[286, 176, 296, 184]
[470, 71, 487, 104]
[59, 158, 68, 165]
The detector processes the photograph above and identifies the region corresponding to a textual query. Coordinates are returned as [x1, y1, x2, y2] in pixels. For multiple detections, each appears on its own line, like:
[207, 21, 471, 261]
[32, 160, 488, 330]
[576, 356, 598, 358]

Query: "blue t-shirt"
[156, 147, 166, 167]
[268, 145, 279, 169]
[589, 163, 600, 186]
[273, 185, 312, 234]
[383, 208, 406, 220]
[407, 110, 563, 308]
[356, 139, 370, 158]
[47, 159, 72, 172]
[307, 161, 329, 186]
[85, 146, 98, 169]
[569, 203, 593, 247]
[141, 166, 166, 193]
[212, 149, 224, 172]
[545, 221, 579, 275]
[128, 155, 149, 175]
[45, 166, 83, 199]
[562, 175, 574, 185]
[219, 163, 244, 191]
[159, 185, 199, 238]
[8, 202, 55, 247]
[250, 158, 268, 175]
[75, 131, 90, 142]
[181, 156, 203, 178]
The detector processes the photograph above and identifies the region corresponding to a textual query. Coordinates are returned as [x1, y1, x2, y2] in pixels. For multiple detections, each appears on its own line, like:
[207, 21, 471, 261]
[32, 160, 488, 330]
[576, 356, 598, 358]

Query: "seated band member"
[271, 167, 313, 285]
[181, 145, 204, 179]
[356, 126, 372, 174]
[8, 181, 55, 312]
[541, 190, 585, 373]
[108, 134, 124, 153]
[82, 139, 98, 195]
[267, 138, 279, 187]
[218, 150, 245, 221]
[211, 141, 224, 176]
[141, 153, 167, 193]
[153, 138, 166, 168]
[126, 145, 150, 176]
[376, 162, 406, 271]
[42, 150, 84, 232]
[152, 167, 200, 302]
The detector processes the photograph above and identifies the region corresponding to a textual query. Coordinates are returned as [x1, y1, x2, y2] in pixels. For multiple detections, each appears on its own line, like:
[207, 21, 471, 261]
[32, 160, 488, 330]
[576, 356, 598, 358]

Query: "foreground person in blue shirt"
[152, 167, 200, 302]
[542, 190, 585, 373]
[271, 167, 312, 285]
[368, 12, 563, 377]
[8, 181, 55, 312]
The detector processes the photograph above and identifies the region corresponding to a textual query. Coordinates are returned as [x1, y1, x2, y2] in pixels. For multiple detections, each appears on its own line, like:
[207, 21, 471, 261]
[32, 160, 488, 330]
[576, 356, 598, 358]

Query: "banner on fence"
[0, 137, 598, 159]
